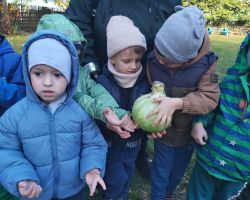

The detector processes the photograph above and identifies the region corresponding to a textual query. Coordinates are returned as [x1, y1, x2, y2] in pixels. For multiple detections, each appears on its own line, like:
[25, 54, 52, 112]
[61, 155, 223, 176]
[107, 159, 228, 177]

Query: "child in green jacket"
[36, 14, 135, 137]
[188, 33, 250, 200]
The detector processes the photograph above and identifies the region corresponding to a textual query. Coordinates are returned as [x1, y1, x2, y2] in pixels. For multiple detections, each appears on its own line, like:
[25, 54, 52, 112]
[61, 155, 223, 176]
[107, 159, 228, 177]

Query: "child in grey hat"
[146, 6, 220, 200]
[0, 30, 107, 200]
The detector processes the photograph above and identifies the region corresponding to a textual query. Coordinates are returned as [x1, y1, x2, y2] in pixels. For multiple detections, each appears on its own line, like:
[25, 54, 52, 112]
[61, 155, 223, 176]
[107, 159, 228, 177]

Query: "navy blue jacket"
[96, 65, 151, 148]
[0, 35, 25, 115]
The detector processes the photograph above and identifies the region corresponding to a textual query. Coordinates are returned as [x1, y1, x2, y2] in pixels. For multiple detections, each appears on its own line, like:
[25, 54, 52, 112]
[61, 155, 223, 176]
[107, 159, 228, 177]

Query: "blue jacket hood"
[0, 35, 15, 56]
[21, 30, 79, 103]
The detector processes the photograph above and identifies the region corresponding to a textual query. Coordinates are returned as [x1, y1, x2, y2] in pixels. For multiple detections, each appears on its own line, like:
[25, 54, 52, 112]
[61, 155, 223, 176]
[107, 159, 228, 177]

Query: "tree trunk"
[1, 0, 11, 35]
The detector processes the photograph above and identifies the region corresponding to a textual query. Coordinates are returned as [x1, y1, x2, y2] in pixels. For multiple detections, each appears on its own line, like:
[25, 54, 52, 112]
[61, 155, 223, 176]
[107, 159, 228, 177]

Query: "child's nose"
[44, 75, 53, 86]
[131, 62, 137, 69]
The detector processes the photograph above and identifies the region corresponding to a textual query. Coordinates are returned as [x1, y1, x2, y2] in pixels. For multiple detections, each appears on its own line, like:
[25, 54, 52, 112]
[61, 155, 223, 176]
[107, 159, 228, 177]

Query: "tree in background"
[0, 0, 11, 34]
[183, 0, 250, 28]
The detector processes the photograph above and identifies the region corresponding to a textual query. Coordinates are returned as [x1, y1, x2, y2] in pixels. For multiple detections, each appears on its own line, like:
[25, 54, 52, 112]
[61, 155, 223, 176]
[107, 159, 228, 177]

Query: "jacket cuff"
[181, 97, 191, 113]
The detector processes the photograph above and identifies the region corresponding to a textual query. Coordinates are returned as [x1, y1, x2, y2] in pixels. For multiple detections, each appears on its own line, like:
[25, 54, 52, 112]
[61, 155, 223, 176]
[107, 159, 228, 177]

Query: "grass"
[6, 33, 245, 200]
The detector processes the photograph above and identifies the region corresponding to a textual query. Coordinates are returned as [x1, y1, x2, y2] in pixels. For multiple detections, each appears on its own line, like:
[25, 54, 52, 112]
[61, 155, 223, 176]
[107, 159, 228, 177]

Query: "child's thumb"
[18, 181, 27, 189]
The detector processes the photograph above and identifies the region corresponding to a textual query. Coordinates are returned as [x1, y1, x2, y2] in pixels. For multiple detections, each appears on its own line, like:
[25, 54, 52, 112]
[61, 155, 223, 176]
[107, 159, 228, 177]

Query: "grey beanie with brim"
[155, 5, 206, 63]
[28, 38, 72, 83]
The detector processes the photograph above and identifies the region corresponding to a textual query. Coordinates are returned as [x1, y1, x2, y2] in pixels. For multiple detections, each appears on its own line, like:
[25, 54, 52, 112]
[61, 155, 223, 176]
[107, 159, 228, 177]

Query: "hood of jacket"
[22, 30, 79, 104]
[0, 35, 15, 56]
[234, 33, 250, 75]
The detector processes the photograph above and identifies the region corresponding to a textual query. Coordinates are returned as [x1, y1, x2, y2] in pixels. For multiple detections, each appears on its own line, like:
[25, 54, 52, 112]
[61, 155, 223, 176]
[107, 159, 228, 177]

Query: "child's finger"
[98, 178, 106, 190]
[204, 133, 208, 141]
[151, 96, 164, 103]
[89, 181, 97, 196]
[146, 108, 158, 119]
[153, 113, 162, 125]
[22, 184, 34, 197]
[29, 184, 39, 198]
[160, 115, 167, 126]
[36, 185, 42, 197]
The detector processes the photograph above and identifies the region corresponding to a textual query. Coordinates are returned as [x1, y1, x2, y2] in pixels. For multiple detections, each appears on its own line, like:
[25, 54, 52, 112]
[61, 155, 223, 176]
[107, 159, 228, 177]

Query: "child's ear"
[110, 57, 116, 66]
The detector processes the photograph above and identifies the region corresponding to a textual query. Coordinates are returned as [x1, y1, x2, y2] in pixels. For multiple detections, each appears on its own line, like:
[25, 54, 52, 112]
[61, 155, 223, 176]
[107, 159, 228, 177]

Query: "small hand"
[104, 108, 136, 132]
[147, 130, 167, 139]
[18, 180, 42, 198]
[191, 122, 208, 145]
[120, 114, 137, 132]
[85, 169, 106, 196]
[147, 96, 182, 126]
[106, 123, 131, 138]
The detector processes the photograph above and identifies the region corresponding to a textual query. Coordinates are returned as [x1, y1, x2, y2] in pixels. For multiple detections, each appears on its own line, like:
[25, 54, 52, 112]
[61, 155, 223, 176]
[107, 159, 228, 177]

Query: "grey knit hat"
[155, 5, 206, 63]
[28, 38, 71, 83]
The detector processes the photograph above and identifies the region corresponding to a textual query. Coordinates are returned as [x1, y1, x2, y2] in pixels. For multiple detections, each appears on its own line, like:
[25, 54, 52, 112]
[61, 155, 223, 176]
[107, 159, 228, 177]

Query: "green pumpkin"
[132, 81, 171, 133]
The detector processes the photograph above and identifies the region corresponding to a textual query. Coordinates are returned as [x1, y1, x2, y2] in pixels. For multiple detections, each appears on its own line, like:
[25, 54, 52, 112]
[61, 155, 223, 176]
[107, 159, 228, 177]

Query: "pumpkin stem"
[151, 81, 165, 94]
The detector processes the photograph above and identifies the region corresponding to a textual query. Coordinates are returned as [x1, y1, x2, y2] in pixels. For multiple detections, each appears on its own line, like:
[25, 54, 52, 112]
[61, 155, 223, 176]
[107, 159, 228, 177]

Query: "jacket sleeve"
[74, 68, 128, 122]
[0, 108, 39, 197]
[181, 62, 220, 115]
[0, 57, 25, 109]
[80, 113, 107, 179]
[65, 0, 98, 65]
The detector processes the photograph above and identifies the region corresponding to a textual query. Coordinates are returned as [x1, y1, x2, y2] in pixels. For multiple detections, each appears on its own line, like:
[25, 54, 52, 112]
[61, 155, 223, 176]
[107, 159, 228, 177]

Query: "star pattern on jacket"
[219, 160, 226, 166]
[229, 140, 237, 146]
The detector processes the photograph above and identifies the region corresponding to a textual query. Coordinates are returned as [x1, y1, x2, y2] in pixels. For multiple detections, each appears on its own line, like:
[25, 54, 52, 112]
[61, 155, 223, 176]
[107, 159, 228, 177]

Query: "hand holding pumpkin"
[147, 96, 183, 126]
[147, 130, 167, 139]
[132, 81, 172, 132]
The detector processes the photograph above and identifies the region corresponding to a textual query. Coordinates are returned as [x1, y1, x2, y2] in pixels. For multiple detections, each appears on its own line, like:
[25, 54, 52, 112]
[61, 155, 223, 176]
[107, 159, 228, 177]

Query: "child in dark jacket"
[187, 34, 250, 200]
[96, 16, 150, 200]
[0, 35, 25, 200]
[0, 30, 107, 200]
[146, 6, 220, 200]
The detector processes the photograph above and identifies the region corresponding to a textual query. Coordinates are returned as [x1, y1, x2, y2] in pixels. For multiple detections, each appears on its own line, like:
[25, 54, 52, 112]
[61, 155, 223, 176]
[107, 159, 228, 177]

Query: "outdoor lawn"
[7, 33, 245, 200]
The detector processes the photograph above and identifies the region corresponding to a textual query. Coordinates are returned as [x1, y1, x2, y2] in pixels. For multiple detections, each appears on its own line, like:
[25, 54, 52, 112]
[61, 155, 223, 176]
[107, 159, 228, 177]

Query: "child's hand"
[107, 123, 131, 138]
[104, 108, 136, 132]
[147, 96, 183, 126]
[85, 169, 106, 196]
[120, 114, 137, 132]
[18, 180, 42, 198]
[191, 122, 208, 145]
[147, 130, 167, 139]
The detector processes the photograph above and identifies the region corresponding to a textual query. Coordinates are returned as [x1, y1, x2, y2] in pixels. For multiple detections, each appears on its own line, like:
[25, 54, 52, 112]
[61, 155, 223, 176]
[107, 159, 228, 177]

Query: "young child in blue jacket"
[0, 34, 25, 116]
[0, 30, 107, 200]
[96, 16, 151, 200]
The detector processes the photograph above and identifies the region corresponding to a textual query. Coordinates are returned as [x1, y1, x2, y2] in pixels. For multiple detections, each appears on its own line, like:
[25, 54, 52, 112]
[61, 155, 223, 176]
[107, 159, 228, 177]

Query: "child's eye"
[54, 73, 63, 78]
[33, 72, 42, 76]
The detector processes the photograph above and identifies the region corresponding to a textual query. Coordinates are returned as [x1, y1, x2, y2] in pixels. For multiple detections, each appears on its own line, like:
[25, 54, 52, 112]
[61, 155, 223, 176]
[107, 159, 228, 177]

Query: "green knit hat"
[37, 13, 87, 50]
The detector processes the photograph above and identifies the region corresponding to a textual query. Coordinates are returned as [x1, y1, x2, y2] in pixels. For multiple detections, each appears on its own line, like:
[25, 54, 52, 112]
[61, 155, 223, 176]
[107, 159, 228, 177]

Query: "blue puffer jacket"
[0, 35, 25, 115]
[0, 31, 107, 200]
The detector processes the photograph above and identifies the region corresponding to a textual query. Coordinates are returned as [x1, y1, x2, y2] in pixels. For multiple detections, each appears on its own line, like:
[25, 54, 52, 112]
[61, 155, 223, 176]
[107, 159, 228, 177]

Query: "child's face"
[30, 65, 67, 104]
[110, 47, 143, 74]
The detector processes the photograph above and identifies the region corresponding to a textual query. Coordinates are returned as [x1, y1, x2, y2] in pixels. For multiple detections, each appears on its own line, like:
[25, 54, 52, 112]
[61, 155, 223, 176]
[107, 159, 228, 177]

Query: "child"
[36, 13, 136, 138]
[0, 35, 25, 200]
[146, 6, 220, 200]
[0, 35, 25, 116]
[0, 30, 107, 200]
[187, 33, 250, 200]
[96, 16, 150, 200]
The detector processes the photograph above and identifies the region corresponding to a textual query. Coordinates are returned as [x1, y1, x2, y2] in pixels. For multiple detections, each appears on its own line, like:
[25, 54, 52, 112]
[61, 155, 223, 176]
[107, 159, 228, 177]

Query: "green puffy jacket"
[37, 13, 128, 121]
